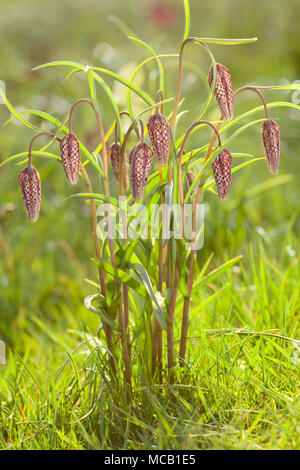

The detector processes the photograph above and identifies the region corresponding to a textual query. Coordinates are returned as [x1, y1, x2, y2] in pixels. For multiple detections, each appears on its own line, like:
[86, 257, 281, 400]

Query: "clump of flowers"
[2, 0, 294, 391]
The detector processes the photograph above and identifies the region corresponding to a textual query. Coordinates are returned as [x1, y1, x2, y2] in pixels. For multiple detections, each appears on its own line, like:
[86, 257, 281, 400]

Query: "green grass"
[0, 228, 298, 449]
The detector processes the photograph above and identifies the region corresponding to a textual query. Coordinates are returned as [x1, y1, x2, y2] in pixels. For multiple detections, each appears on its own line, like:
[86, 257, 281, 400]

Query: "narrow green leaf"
[132, 263, 167, 329]
[183, 0, 190, 41]
[192, 255, 243, 291]
[128, 36, 164, 94]
[127, 54, 177, 118]
[0, 90, 40, 132]
[65, 192, 122, 209]
[193, 37, 258, 45]
[91, 66, 154, 106]
[91, 259, 148, 299]
[84, 294, 116, 329]
[1, 107, 104, 175]
[0, 151, 60, 168]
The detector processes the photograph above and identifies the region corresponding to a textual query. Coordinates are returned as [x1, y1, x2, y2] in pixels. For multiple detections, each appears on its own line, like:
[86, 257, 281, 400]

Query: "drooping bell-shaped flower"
[208, 63, 234, 121]
[261, 119, 280, 175]
[18, 165, 41, 222]
[109, 142, 121, 181]
[129, 142, 153, 201]
[212, 149, 232, 200]
[147, 113, 170, 167]
[60, 133, 80, 184]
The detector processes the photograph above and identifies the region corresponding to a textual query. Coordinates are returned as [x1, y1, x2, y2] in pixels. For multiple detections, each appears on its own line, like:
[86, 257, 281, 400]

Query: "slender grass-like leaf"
[0, 89, 40, 132]
[128, 36, 164, 94]
[192, 255, 243, 292]
[132, 263, 167, 330]
[193, 37, 258, 45]
[108, 14, 137, 38]
[87, 68, 123, 143]
[0, 151, 61, 168]
[92, 259, 149, 299]
[65, 192, 122, 209]
[127, 54, 178, 118]
[1, 108, 104, 175]
[91, 67, 154, 106]
[33, 60, 152, 126]
[183, 0, 190, 41]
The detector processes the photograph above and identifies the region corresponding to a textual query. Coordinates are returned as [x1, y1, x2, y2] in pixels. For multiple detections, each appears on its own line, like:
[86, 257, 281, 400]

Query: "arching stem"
[234, 86, 269, 118]
[177, 121, 221, 365]
[68, 98, 131, 383]
[167, 120, 222, 375]
[177, 120, 222, 207]
[28, 131, 61, 166]
[155, 89, 164, 114]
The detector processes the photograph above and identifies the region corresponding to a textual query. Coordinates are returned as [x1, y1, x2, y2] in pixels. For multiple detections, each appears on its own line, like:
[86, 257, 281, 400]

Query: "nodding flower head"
[18, 165, 41, 222]
[109, 142, 121, 181]
[208, 63, 234, 121]
[60, 133, 80, 184]
[147, 113, 170, 167]
[212, 148, 232, 200]
[261, 119, 280, 175]
[129, 142, 153, 201]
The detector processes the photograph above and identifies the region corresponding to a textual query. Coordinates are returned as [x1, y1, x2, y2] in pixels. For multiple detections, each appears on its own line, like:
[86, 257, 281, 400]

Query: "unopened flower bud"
[261, 119, 280, 174]
[60, 133, 80, 184]
[109, 142, 121, 181]
[18, 165, 41, 222]
[208, 64, 234, 121]
[212, 149, 232, 200]
[129, 143, 153, 201]
[147, 113, 170, 167]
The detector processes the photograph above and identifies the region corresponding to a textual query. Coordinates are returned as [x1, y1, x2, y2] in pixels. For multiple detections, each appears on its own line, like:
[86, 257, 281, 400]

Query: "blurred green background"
[0, 0, 299, 345]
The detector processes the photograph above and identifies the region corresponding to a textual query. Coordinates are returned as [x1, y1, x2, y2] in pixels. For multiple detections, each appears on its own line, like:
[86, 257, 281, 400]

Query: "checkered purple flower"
[212, 149, 232, 200]
[60, 133, 80, 184]
[261, 119, 280, 175]
[129, 143, 153, 201]
[208, 64, 234, 121]
[147, 113, 170, 167]
[19, 165, 41, 222]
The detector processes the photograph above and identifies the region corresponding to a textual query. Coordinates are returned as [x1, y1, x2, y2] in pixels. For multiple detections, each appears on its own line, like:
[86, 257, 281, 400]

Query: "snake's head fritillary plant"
[18, 165, 41, 222]
[2, 0, 295, 390]
[208, 63, 234, 121]
[261, 119, 280, 175]
[212, 148, 232, 200]
[60, 133, 81, 184]
[129, 142, 153, 201]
